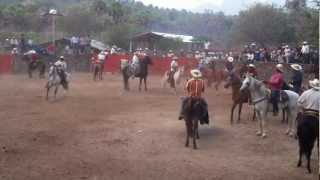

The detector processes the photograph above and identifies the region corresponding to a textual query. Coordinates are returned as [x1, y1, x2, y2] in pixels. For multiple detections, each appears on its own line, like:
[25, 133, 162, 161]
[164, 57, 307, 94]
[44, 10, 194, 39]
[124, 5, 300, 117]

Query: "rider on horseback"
[131, 52, 140, 77]
[54, 56, 68, 89]
[168, 56, 178, 87]
[225, 56, 235, 74]
[248, 64, 258, 78]
[179, 69, 209, 124]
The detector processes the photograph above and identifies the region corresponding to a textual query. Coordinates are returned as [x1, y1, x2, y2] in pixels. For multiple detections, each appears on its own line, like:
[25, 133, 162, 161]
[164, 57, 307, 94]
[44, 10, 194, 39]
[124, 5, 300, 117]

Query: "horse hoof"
[285, 129, 290, 135]
[262, 133, 267, 138]
[289, 132, 295, 137]
[256, 131, 262, 136]
[193, 146, 198, 150]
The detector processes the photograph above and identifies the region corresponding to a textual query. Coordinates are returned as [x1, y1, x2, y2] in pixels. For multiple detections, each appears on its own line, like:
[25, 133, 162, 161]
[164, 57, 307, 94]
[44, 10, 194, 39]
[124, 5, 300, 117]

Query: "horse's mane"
[249, 76, 269, 94]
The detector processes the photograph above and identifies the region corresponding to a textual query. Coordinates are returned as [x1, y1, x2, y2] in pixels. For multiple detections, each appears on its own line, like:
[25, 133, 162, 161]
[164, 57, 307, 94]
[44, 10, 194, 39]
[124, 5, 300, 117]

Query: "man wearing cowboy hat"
[225, 56, 234, 73]
[301, 41, 310, 64]
[168, 56, 179, 87]
[54, 56, 68, 89]
[247, 64, 258, 78]
[298, 79, 320, 112]
[179, 69, 209, 124]
[289, 64, 303, 94]
[266, 64, 285, 115]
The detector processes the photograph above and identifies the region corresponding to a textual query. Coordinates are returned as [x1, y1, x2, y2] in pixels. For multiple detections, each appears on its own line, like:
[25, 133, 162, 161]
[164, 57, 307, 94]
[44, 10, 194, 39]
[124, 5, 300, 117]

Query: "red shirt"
[186, 78, 205, 98]
[268, 71, 284, 90]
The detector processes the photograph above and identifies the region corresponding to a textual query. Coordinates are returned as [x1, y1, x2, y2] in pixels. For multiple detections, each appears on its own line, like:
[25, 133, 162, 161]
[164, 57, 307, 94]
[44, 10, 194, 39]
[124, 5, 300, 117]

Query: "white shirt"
[54, 60, 67, 71]
[98, 52, 106, 61]
[132, 55, 139, 65]
[298, 88, 320, 111]
[284, 48, 291, 57]
[301, 45, 310, 54]
[170, 60, 178, 71]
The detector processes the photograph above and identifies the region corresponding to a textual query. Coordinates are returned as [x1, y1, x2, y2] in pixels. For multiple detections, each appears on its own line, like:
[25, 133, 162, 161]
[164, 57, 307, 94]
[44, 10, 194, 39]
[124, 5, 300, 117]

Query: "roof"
[132, 32, 194, 43]
[152, 32, 194, 43]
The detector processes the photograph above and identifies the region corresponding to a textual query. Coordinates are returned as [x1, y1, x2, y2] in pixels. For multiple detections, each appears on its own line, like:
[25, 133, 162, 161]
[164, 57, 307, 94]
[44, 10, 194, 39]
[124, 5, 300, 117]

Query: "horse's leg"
[54, 86, 58, 99]
[252, 107, 256, 121]
[230, 103, 237, 124]
[261, 111, 267, 138]
[46, 85, 50, 100]
[193, 119, 198, 149]
[297, 146, 302, 167]
[238, 103, 243, 123]
[282, 108, 286, 124]
[139, 78, 142, 91]
[144, 77, 147, 91]
[256, 110, 262, 136]
[185, 120, 189, 147]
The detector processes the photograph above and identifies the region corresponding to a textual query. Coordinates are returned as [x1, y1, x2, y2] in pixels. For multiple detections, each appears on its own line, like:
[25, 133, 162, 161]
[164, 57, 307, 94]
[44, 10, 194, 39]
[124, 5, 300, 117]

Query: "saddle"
[182, 97, 209, 125]
[266, 90, 289, 104]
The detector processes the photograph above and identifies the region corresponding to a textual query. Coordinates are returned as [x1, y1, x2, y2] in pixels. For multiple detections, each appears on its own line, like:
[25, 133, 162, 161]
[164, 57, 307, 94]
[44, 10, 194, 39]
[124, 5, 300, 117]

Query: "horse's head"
[240, 73, 252, 91]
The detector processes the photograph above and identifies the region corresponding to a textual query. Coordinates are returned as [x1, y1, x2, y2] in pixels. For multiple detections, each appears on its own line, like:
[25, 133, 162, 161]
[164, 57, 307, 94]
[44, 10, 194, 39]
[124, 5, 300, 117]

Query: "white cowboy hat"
[227, 56, 234, 62]
[290, 64, 302, 71]
[276, 64, 284, 72]
[303, 41, 308, 44]
[248, 64, 255, 68]
[190, 69, 202, 78]
[309, 79, 320, 90]
[60, 56, 64, 60]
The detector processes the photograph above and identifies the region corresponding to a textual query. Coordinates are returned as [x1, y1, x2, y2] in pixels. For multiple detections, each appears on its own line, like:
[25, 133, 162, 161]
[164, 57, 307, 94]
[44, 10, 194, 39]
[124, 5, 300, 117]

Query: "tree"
[231, 3, 293, 47]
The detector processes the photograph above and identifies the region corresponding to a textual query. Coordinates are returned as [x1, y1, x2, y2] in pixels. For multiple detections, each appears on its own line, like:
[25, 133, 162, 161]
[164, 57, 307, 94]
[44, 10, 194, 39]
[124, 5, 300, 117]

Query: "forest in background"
[0, 0, 318, 50]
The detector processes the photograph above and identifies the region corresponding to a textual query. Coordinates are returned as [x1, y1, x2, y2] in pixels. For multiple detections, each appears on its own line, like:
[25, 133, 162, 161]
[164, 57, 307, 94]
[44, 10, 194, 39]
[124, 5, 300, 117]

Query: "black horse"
[122, 56, 152, 91]
[22, 54, 46, 79]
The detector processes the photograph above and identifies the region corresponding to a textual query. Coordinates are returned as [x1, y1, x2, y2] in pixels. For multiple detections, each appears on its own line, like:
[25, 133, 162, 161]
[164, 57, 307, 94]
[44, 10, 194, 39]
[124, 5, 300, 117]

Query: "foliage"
[0, 0, 318, 50]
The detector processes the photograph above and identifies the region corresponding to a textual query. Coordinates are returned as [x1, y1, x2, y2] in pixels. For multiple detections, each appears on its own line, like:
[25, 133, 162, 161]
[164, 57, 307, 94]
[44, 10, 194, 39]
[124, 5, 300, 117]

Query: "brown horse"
[93, 63, 103, 81]
[183, 98, 204, 149]
[224, 72, 250, 124]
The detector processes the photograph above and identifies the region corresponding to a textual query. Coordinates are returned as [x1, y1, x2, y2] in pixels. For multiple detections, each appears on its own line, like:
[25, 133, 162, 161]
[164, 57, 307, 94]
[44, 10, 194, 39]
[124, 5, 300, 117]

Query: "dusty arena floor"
[0, 73, 318, 180]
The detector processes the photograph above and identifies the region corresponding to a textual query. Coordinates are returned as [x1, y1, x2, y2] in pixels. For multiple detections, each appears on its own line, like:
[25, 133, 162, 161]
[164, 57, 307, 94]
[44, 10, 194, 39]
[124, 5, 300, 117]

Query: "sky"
[136, 0, 286, 14]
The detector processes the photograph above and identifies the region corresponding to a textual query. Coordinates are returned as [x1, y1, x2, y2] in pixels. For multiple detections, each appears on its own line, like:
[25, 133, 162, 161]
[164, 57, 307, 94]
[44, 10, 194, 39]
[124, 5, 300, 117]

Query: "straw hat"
[276, 64, 284, 72]
[248, 64, 255, 68]
[290, 64, 302, 71]
[227, 56, 234, 62]
[303, 41, 308, 45]
[190, 69, 202, 78]
[309, 79, 320, 90]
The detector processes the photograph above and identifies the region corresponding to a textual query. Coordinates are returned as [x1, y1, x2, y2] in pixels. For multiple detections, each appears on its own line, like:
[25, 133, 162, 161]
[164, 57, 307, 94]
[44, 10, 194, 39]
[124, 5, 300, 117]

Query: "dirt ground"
[0, 73, 318, 180]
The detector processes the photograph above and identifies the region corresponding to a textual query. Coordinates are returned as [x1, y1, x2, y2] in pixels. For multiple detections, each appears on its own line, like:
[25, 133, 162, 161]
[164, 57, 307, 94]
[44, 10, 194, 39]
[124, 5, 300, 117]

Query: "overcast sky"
[136, 0, 286, 14]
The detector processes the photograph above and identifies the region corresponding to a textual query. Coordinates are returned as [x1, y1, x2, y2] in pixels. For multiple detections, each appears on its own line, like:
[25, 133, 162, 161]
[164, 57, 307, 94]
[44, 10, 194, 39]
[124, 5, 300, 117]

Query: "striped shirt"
[186, 78, 205, 98]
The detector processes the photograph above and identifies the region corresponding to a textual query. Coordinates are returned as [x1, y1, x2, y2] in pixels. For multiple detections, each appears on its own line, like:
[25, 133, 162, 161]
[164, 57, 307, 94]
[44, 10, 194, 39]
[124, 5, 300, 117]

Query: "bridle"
[244, 76, 268, 105]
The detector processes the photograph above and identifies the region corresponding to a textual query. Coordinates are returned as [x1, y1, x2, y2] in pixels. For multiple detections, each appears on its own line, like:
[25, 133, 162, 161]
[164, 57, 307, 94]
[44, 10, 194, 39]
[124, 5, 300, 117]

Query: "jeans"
[271, 90, 280, 113]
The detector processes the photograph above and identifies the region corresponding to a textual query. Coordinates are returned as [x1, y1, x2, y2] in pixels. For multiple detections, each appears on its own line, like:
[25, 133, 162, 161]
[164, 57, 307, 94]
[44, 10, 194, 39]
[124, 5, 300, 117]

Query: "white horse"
[46, 65, 69, 100]
[161, 66, 185, 91]
[240, 74, 299, 138]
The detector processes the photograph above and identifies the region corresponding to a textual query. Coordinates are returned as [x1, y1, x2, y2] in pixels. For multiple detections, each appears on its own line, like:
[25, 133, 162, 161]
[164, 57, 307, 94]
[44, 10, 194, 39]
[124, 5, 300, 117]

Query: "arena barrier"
[0, 54, 13, 74]
[104, 55, 199, 74]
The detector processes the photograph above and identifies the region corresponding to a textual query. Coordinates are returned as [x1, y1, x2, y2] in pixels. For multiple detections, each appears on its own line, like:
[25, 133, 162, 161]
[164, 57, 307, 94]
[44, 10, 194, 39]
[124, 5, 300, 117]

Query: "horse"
[93, 63, 103, 81]
[121, 56, 152, 91]
[161, 66, 185, 93]
[22, 55, 46, 79]
[46, 65, 68, 100]
[183, 98, 206, 149]
[224, 72, 251, 124]
[240, 74, 299, 138]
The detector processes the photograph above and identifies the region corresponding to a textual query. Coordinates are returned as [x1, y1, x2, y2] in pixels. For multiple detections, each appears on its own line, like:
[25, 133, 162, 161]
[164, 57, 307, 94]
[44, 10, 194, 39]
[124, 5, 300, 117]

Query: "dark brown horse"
[183, 98, 204, 149]
[224, 72, 250, 124]
[121, 56, 152, 91]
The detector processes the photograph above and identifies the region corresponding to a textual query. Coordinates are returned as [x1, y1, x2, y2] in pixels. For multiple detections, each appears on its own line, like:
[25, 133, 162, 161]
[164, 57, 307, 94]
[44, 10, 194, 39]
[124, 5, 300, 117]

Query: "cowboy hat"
[309, 79, 320, 90]
[60, 56, 64, 60]
[290, 64, 302, 71]
[173, 56, 178, 60]
[303, 41, 308, 44]
[276, 64, 284, 72]
[190, 69, 202, 78]
[227, 56, 234, 62]
[248, 64, 255, 68]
